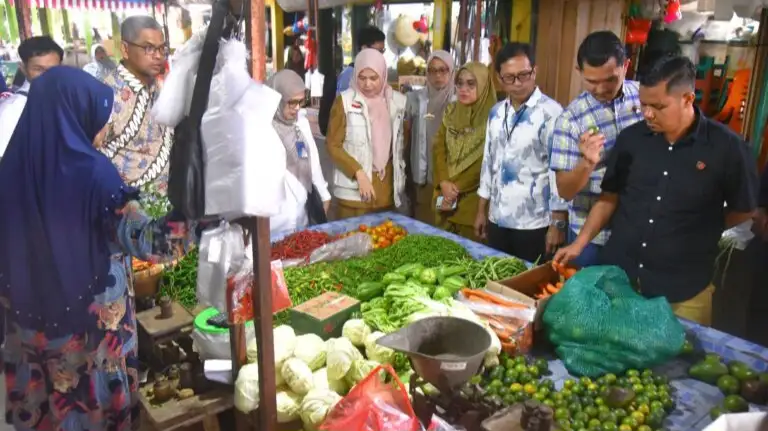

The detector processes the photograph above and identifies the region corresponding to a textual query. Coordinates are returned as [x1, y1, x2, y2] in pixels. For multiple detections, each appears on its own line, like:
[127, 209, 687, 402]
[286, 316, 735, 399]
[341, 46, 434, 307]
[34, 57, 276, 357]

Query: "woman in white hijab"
[83, 44, 117, 78]
[405, 50, 455, 224]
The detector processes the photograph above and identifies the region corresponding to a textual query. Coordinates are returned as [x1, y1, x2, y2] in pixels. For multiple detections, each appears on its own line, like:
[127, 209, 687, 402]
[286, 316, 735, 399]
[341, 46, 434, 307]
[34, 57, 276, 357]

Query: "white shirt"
[478, 87, 568, 230]
[0, 81, 29, 158]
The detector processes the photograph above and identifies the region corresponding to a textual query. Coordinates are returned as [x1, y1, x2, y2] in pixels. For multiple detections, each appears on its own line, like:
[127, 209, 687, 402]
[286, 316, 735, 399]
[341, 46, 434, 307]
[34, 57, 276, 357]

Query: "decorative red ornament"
[412, 14, 429, 34]
[304, 29, 317, 70]
[664, 0, 682, 24]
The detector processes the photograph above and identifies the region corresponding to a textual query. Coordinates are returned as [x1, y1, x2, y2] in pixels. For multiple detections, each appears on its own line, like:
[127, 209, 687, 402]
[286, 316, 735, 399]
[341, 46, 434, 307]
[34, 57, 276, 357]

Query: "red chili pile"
[271, 230, 333, 260]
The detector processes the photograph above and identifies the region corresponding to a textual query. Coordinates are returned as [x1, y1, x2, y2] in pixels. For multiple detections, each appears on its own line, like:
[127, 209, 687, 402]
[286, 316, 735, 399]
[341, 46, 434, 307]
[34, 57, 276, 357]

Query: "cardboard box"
[485, 262, 577, 329]
[289, 292, 360, 340]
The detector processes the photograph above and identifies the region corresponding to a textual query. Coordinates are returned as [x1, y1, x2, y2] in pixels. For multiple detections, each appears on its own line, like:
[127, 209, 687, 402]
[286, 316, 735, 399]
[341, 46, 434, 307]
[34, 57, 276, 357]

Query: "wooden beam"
[15, 0, 32, 40]
[432, 0, 451, 52]
[510, 0, 532, 43]
[266, 0, 284, 71]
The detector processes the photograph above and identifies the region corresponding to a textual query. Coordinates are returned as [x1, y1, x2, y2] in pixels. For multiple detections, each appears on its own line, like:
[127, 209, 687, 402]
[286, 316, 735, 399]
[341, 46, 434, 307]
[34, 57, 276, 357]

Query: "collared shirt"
[100, 64, 172, 191]
[600, 111, 758, 303]
[336, 64, 354, 95]
[478, 87, 568, 230]
[0, 80, 30, 158]
[550, 81, 644, 244]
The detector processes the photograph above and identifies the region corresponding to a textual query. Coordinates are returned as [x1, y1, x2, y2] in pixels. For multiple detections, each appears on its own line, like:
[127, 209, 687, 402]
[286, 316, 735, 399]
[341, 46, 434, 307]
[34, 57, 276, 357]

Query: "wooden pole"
[243, 0, 278, 429]
[15, 0, 32, 40]
[472, 0, 482, 61]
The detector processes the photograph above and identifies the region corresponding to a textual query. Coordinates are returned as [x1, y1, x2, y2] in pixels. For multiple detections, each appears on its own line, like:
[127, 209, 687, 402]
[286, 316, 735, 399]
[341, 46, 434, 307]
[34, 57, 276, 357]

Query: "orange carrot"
[555, 281, 564, 290]
[564, 268, 578, 279]
[460, 288, 529, 309]
[545, 283, 559, 294]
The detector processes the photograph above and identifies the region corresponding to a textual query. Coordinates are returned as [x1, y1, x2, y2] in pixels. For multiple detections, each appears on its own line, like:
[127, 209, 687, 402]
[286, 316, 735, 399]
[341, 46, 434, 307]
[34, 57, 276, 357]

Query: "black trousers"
[488, 223, 548, 263]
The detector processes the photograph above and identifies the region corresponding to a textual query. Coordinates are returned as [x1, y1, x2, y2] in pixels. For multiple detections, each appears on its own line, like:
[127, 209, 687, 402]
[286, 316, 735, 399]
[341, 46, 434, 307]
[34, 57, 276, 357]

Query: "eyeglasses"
[499, 70, 534, 84]
[427, 67, 450, 76]
[124, 41, 169, 57]
[286, 98, 306, 108]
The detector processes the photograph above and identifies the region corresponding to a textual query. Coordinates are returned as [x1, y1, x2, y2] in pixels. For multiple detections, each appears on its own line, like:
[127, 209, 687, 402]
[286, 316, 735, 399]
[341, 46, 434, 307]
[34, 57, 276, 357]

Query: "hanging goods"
[167, 0, 229, 220]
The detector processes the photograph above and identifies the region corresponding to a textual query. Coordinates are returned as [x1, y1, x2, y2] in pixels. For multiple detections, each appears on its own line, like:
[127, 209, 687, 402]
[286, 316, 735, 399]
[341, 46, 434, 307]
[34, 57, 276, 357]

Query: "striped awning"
[9, 0, 166, 10]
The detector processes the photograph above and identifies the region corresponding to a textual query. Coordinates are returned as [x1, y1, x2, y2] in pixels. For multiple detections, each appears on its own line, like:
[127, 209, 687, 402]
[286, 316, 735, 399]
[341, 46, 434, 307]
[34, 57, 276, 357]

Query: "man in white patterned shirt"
[474, 43, 568, 262]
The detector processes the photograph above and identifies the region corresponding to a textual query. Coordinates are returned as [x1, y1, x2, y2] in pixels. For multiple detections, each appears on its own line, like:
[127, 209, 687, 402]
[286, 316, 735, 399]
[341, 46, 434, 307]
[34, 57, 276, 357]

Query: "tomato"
[385, 220, 393, 227]
[359, 224, 368, 232]
[379, 239, 391, 248]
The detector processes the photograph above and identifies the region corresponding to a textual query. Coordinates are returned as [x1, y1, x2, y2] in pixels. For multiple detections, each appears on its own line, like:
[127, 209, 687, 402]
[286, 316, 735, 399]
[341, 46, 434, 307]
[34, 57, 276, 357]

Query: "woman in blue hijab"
[0, 66, 182, 430]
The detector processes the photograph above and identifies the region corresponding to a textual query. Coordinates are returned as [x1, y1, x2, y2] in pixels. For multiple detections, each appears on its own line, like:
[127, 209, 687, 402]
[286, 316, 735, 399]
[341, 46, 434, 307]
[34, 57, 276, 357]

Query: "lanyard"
[503, 102, 528, 143]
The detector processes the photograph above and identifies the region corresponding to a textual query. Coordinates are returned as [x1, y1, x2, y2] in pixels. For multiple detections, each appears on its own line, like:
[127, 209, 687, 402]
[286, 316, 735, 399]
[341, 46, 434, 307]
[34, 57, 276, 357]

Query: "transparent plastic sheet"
[227, 259, 292, 324]
[197, 222, 247, 313]
[280, 232, 373, 268]
[456, 290, 535, 356]
[321, 364, 462, 431]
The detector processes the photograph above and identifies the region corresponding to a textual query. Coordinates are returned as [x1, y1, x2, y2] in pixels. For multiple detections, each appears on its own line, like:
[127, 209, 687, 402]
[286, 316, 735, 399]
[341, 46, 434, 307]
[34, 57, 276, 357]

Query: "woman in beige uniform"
[326, 48, 407, 218]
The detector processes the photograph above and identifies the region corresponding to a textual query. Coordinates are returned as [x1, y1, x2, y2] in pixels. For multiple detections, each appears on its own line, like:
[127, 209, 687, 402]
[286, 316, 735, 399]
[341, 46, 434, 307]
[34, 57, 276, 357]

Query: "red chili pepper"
[270, 230, 332, 260]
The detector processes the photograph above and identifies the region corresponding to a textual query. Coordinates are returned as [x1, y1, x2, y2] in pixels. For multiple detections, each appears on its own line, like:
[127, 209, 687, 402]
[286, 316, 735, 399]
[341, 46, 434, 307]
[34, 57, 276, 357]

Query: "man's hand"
[439, 181, 460, 202]
[579, 130, 605, 166]
[323, 200, 330, 215]
[553, 242, 585, 266]
[474, 211, 488, 239]
[355, 170, 376, 202]
[545, 225, 565, 255]
[752, 208, 768, 240]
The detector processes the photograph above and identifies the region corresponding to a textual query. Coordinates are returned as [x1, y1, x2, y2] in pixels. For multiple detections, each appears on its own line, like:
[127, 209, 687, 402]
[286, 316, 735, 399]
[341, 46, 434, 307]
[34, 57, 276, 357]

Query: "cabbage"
[364, 331, 395, 364]
[247, 325, 296, 364]
[404, 310, 440, 325]
[234, 363, 260, 413]
[345, 359, 380, 387]
[281, 358, 314, 395]
[293, 333, 327, 371]
[313, 367, 348, 395]
[276, 389, 301, 423]
[341, 319, 371, 347]
[299, 389, 342, 431]
[326, 337, 363, 380]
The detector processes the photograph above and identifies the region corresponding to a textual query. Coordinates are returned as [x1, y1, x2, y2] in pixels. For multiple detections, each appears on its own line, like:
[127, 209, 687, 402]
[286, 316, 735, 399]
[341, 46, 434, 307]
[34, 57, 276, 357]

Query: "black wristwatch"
[553, 220, 568, 231]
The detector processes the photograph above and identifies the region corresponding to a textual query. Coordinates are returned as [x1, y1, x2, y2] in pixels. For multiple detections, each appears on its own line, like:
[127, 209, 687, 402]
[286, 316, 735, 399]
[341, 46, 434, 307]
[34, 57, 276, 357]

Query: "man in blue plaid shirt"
[550, 31, 644, 267]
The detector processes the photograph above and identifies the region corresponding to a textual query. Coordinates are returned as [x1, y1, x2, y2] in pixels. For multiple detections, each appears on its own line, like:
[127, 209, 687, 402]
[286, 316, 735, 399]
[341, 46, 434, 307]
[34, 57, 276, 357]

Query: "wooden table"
[139, 387, 233, 431]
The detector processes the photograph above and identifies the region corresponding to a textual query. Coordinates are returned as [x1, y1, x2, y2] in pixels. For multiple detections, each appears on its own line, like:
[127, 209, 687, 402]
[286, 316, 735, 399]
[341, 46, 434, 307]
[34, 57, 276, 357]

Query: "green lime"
[632, 384, 645, 394]
[637, 426, 652, 431]
[535, 358, 550, 372]
[538, 387, 551, 397]
[613, 408, 627, 420]
[621, 416, 639, 428]
[540, 378, 555, 390]
[641, 377, 655, 387]
[497, 386, 509, 396]
[653, 375, 668, 385]
[580, 377, 594, 386]
[555, 407, 570, 420]
[572, 420, 587, 430]
[598, 411, 617, 424]
[502, 394, 516, 405]
[710, 406, 725, 420]
[518, 372, 533, 384]
[514, 355, 527, 365]
[528, 365, 541, 378]
[509, 383, 523, 393]
[543, 399, 556, 408]
[626, 370, 640, 378]
[504, 358, 516, 369]
[469, 375, 482, 385]
[534, 392, 548, 401]
[630, 411, 645, 425]
[489, 379, 503, 388]
[588, 418, 602, 430]
[503, 376, 515, 385]
[573, 411, 589, 423]
[584, 405, 599, 418]
[489, 367, 504, 380]
[570, 403, 584, 415]
[485, 386, 498, 396]
[649, 400, 664, 413]
[601, 423, 618, 431]
[641, 369, 653, 379]
[564, 379, 577, 390]
[628, 376, 641, 385]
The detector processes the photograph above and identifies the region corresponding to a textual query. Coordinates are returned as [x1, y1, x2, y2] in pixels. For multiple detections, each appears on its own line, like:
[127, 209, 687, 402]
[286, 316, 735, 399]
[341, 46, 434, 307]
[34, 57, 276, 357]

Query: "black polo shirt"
[599, 110, 759, 303]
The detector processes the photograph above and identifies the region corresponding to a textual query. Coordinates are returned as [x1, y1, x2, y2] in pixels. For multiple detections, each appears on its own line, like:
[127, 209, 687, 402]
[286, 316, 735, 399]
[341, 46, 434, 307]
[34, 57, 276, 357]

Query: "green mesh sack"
[542, 265, 686, 377]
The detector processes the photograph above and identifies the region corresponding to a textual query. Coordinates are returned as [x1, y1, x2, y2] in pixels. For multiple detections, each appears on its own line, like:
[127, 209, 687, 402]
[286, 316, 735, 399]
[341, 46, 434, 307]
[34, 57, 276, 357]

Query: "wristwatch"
[553, 220, 567, 231]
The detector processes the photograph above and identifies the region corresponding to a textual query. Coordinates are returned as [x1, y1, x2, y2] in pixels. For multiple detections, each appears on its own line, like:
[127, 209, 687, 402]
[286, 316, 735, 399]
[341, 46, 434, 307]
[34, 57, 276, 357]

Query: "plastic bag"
[308, 233, 373, 264]
[542, 265, 686, 377]
[456, 289, 535, 356]
[320, 364, 420, 431]
[197, 222, 247, 313]
[228, 259, 292, 324]
[201, 39, 286, 219]
[151, 26, 207, 127]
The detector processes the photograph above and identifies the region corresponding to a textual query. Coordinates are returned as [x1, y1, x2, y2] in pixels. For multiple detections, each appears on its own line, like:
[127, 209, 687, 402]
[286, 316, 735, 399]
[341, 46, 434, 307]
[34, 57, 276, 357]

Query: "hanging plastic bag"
[152, 26, 208, 127]
[227, 259, 293, 324]
[196, 222, 247, 313]
[201, 39, 286, 219]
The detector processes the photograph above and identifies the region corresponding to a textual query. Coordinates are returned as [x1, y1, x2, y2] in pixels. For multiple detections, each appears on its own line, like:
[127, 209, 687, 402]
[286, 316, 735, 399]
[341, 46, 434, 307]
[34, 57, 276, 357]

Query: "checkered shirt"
[550, 81, 644, 245]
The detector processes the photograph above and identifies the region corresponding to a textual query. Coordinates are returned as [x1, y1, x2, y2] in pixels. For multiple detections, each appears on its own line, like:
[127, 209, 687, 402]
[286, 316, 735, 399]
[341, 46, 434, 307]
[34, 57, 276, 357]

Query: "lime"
[538, 387, 551, 398]
[514, 355, 527, 365]
[543, 399, 556, 408]
[601, 423, 618, 431]
[628, 376, 641, 385]
[564, 379, 577, 389]
[502, 393, 516, 405]
[489, 379, 503, 388]
[523, 383, 537, 395]
[636, 404, 650, 415]
[626, 369, 640, 378]
[509, 382, 523, 393]
[573, 411, 589, 423]
[598, 410, 617, 424]
[528, 365, 541, 378]
[637, 426, 652, 431]
[584, 405, 599, 419]
[572, 420, 587, 430]
[497, 386, 509, 396]
[514, 363, 528, 374]
[597, 405, 611, 415]
[469, 375, 482, 385]
[631, 384, 644, 394]
[649, 400, 664, 413]
[588, 418, 602, 430]
[613, 408, 627, 420]
[630, 411, 645, 425]
[504, 358, 516, 369]
[618, 425, 633, 431]
[489, 367, 504, 380]
[641, 377, 655, 387]
[621, 416, 639, 428]
[570, 403, 584, 415]
[555, 407, 570, 421]
[485, 386, 498, 396]
[503, 376, 516, 385]
[518, 372, 533, 384]
[540, 378, 555, 390]
[581, 396, 595, 406]
[653, 375, 668, 385]
[641, 369, 653, 379]
[535, 358, 550, 373]
[594, 397, 605, 406]
[534, 392, 548, 401]
[552, 391, 564, 402]
[580, 377, 594, 386]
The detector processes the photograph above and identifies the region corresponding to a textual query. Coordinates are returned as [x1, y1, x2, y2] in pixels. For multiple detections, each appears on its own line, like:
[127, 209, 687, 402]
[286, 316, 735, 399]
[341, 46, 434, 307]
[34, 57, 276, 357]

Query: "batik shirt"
[549, 81, 643, 244]
[478, 87, 568, 230]
[101, 64, 172, 191]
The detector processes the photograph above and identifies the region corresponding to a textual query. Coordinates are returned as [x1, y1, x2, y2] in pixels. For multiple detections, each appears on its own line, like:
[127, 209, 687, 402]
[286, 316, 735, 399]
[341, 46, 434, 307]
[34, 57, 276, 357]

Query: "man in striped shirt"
[549, 31, 644, 267]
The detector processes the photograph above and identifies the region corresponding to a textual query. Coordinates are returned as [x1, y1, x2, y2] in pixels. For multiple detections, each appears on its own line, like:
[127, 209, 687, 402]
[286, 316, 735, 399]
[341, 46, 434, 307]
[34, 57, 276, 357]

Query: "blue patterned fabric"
[478, 88, 567, 230]
[549, 81, 644, 245]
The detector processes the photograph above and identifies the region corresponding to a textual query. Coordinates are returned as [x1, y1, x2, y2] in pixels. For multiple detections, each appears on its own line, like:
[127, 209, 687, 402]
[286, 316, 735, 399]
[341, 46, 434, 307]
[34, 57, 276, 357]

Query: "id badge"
[296, 141, 308, 159]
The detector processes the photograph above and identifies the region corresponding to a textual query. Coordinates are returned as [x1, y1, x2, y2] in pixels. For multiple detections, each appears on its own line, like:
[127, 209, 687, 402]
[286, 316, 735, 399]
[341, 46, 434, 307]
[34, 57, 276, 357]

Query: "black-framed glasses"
[124, 40, 169, 57]
[499, 70, 534, 84]
[427, 67, 450, 76]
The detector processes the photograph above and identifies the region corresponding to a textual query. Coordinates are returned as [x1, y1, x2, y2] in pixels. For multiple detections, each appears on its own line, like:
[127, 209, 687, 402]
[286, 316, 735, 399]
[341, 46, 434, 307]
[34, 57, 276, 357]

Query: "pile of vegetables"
[534, 262, 578, 299]
[235, 320, 405, 430]
[355, 220, 407, 249]
[271, 230, 333, 261]
[469, 355, 677, 431]
[450, 256, 528, 289]
[158, 248, 199, 309]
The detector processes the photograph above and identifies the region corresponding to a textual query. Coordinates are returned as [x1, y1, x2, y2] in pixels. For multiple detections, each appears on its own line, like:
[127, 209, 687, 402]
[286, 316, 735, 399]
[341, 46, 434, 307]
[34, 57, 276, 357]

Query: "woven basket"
[133, 263, 166, 298]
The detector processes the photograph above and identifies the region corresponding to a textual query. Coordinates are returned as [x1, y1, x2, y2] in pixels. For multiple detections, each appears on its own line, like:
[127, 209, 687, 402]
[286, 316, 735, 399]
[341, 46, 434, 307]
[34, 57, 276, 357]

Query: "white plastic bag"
[151, 26, 208, 127]
[201, 39, 286, 219]
[196, 222, 248, 312]
[191, 325, 256, 360]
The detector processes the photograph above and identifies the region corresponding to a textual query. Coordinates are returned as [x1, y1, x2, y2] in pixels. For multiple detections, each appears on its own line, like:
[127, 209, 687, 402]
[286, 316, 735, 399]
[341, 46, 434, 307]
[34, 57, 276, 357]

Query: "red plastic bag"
[320, 364, 421, 431]
[226, 260, 292, 324]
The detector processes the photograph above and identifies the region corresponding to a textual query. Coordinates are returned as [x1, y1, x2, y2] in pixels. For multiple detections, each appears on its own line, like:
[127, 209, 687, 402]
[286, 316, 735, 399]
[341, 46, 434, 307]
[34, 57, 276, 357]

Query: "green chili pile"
[158, 248, 199, 309]
[451, 256, 528, 288]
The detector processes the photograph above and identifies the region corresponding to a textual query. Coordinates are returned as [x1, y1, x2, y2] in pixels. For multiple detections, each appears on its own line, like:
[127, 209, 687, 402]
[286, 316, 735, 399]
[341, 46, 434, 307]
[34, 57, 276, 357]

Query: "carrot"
[545, 283, 559, 294]
[460, 288, 529, 309]
[555, 281, 564, 290]
[564, 268, 578, 279]
[535, 292, 550, 299]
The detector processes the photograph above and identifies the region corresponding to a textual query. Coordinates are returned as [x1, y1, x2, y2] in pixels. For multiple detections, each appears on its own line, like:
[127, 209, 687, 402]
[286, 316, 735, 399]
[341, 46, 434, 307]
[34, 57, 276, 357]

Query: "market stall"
[144, 211, 768, 431]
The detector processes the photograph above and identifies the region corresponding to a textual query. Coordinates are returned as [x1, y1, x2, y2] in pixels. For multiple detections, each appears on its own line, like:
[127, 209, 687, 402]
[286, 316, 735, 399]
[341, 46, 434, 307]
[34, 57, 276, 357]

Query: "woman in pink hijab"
[326, 48, 408, 221]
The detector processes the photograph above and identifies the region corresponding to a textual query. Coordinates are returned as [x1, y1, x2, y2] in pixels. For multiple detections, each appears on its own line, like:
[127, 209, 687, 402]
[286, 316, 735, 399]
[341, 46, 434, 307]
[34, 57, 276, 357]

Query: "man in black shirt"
[554, 55, 759, 326]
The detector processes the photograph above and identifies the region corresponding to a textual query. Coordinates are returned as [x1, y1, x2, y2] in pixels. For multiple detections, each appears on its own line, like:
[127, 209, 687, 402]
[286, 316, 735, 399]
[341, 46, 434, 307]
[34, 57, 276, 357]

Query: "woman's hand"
[323, 200, 331, 215]
[116, 200, 142, 220]
[439, 181, 459, 202]
[355, 170, 376, 202]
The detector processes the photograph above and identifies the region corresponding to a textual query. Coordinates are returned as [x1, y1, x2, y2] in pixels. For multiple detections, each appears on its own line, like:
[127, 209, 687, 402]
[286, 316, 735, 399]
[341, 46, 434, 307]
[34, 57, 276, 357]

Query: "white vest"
[334, 88, 407, 207]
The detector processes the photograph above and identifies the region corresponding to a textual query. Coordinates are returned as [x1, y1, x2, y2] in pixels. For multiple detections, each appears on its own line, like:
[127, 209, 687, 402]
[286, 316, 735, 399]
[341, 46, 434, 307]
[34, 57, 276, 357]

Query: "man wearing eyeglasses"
[100, 15, 172, 193]
[474, 43, 567, 263]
